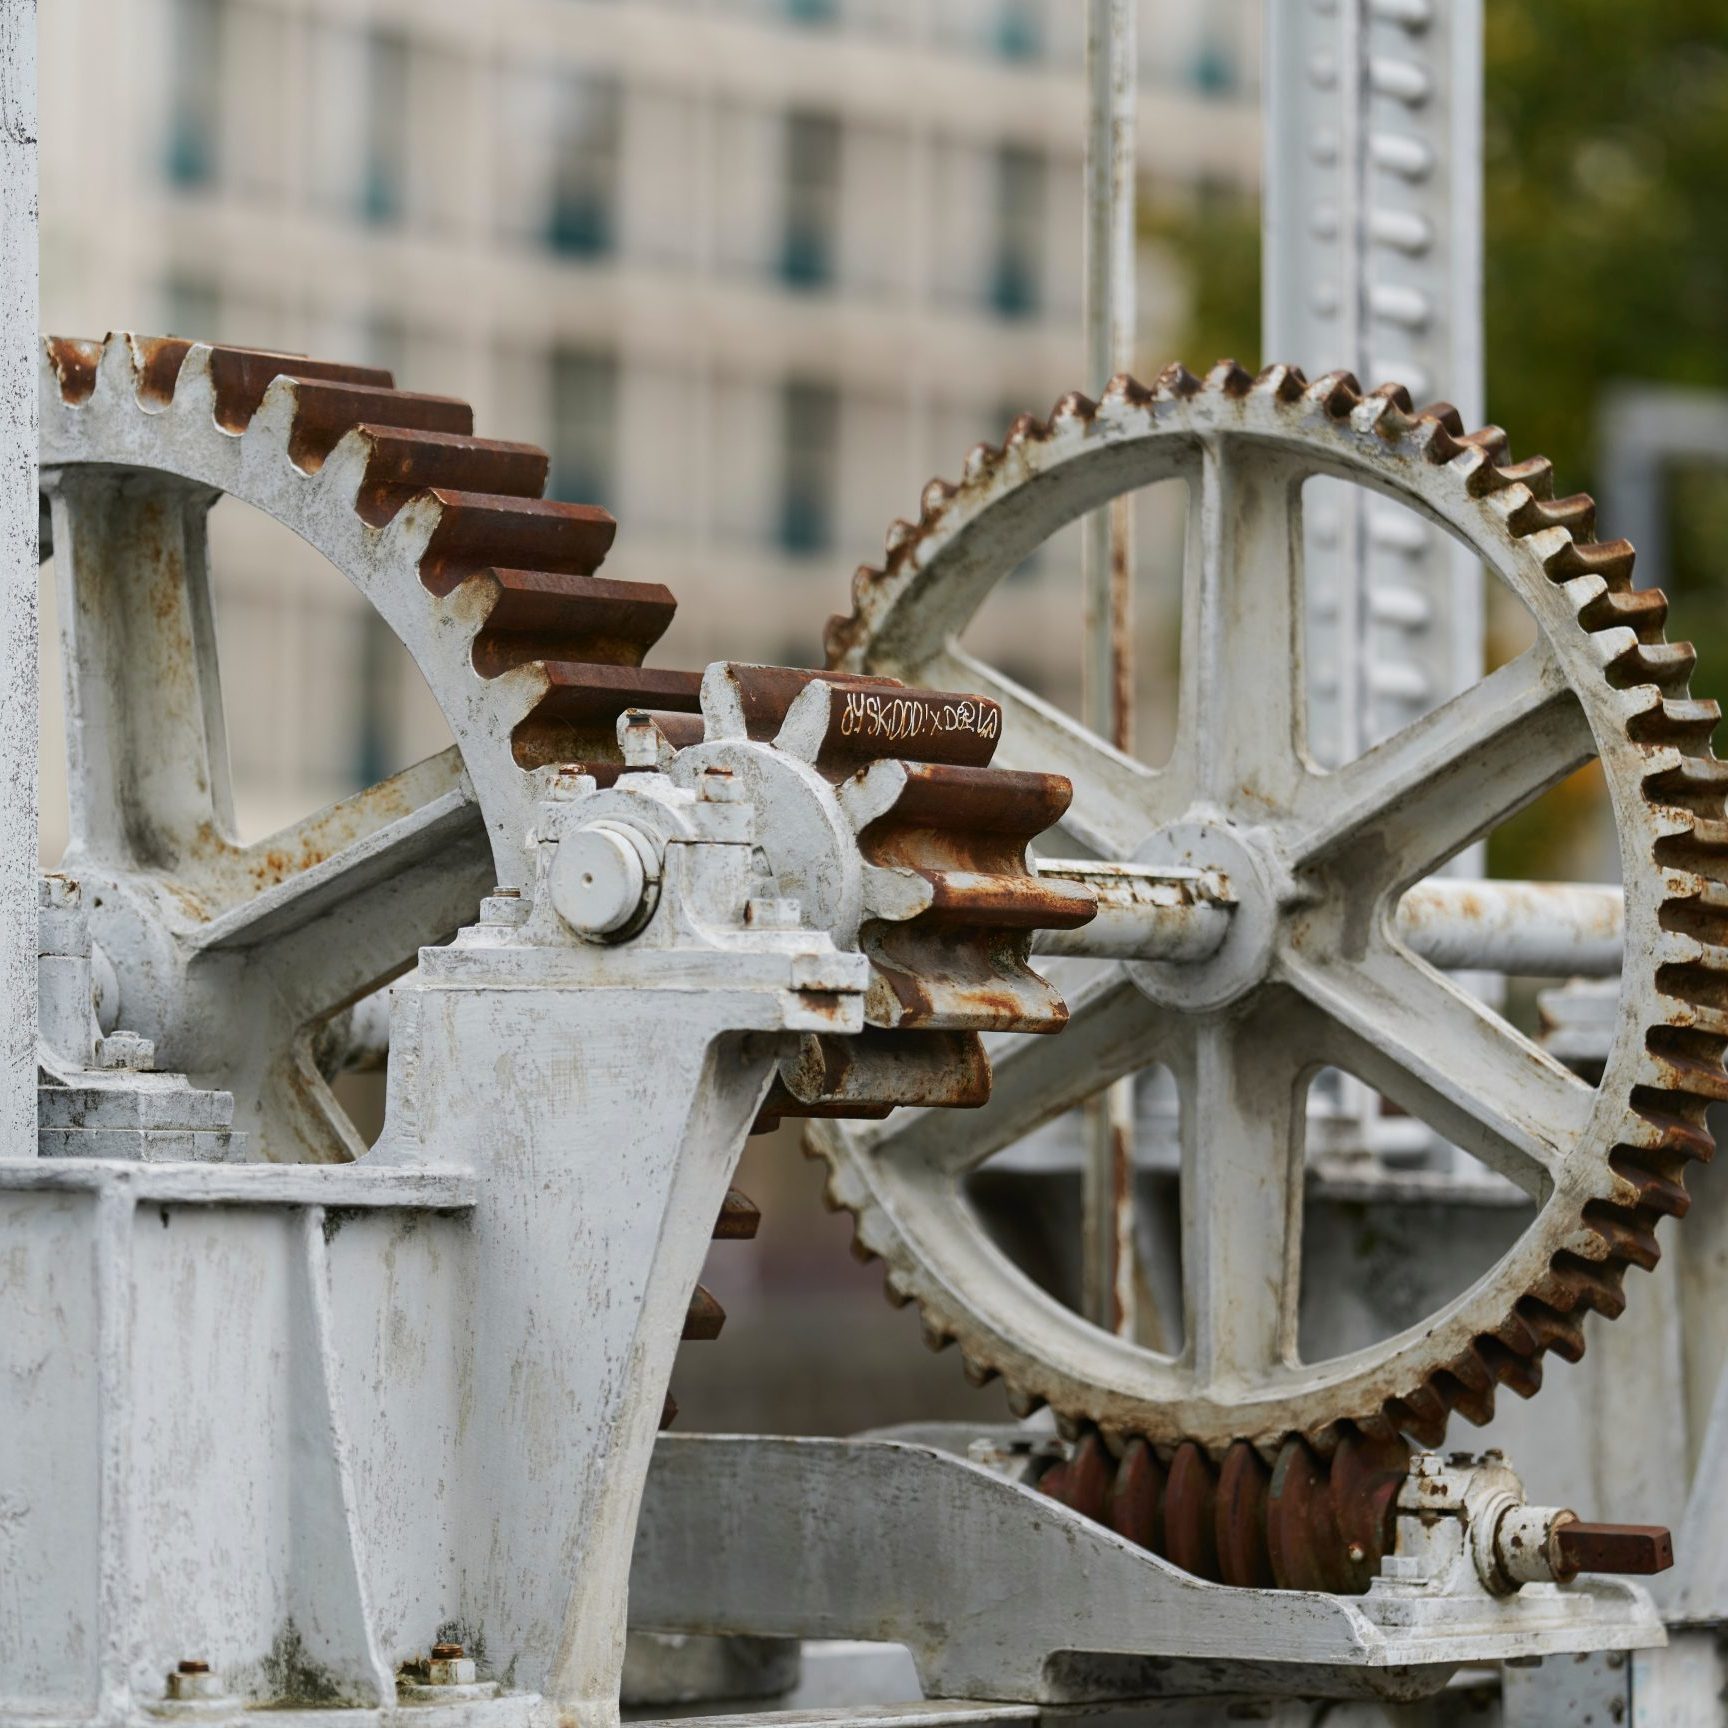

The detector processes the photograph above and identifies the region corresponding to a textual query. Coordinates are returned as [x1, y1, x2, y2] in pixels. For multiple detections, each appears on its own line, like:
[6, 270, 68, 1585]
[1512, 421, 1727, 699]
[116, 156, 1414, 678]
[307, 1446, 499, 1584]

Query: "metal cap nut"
[550, 822, 656, 939]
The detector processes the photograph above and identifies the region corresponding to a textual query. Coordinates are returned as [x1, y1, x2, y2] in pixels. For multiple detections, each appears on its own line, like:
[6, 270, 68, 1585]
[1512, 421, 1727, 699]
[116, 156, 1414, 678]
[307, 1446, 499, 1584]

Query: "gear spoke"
[188, 756, 492, 1023]
[1172, 436, 1307, 811]
[1291, 646, 1595, 889]
[867, 963, 1167, 1179]
[922, 644, 1171, 855]
[48, 468, 234, 869]
[1283, 943, 1589, 1198]
[1173, 1005, 1305, 1391]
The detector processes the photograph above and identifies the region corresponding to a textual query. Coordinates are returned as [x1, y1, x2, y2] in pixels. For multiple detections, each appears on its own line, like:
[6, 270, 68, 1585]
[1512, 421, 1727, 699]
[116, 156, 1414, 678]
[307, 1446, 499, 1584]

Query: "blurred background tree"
[1151, 1, 1728, 877]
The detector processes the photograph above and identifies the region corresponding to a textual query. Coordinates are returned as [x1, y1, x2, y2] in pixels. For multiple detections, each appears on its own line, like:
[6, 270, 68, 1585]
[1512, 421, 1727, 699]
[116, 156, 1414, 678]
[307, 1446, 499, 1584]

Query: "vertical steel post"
[0, 1, 35, 1160]
[1080, 0, 1137, 1335]
[1262, 0, 1484, 1163]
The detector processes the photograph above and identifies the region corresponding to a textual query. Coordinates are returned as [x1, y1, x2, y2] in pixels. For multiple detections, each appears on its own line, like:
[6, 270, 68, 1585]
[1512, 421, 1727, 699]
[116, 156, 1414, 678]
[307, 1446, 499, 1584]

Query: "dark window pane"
[780, 380, 839, 555]
[781, 111, 841, 290]
[991, 144, 1044, 319]
[165, 0, 221, 189]
[550, 350, 618, 508]
[549, 77, 621, 258]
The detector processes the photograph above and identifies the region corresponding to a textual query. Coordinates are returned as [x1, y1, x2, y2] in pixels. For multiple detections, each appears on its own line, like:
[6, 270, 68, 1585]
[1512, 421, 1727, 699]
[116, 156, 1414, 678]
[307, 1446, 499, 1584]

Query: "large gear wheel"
[812, 361, 1726, 1478]
[39, 336, 1086, 1387]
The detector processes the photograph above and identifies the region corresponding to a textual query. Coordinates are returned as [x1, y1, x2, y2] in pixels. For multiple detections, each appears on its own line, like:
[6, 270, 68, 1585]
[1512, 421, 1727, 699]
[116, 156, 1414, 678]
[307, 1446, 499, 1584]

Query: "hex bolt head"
[425, 1643, 477, 1686]
[550, 823, 653, 939]
[166, 1661, 225, 1701]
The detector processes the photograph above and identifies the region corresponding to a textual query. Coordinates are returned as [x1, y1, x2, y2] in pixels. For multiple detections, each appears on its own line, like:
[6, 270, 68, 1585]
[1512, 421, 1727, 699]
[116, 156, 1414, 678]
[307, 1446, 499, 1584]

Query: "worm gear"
[810, 361, 1727, 1556]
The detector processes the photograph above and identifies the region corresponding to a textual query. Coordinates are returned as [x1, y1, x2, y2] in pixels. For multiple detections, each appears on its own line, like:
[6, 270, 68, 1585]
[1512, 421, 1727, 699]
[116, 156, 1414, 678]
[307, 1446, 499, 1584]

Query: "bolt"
[620, 711, 664, 769]
[96, 1030, 156, 1072]
[744, 897, 801, 930]
[698, 766, 743, 804]
[424, 1643, 476, 1687]
[542, 766, 592, 802]
[166, 1661, 225, 1701]
[38, 874, 79, 910]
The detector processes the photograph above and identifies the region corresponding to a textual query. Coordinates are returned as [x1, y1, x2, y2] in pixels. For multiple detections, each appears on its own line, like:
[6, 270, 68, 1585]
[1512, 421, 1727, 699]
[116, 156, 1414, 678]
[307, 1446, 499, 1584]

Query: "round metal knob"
[550, 822, 655, 939]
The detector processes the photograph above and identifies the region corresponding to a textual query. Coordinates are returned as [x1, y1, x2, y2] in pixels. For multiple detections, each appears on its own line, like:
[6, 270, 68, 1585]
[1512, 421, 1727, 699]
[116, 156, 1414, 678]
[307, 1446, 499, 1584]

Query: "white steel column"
[1262, 0, 1484, 1163]
[1263, 0, 1484, 765]
[0, 0, 36, 1160]
[1080, 0, 1137, 1336]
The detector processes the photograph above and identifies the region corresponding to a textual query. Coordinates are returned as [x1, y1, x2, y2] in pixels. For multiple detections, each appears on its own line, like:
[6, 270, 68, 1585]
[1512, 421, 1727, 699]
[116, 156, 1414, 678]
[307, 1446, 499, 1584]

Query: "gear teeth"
[472, 570, 677, 678]
[1102, 372, 1153, 410]
[838, 761, 1092, 1034]
[1149, 361, 1200, 401]
[920, 1315, 954, 1353]
[1303, 370, 1361, 416]
[1251, 363, 1307, 403]
[1004, 1387, 1046, 1420]
[681, 1285, 726, 1342]
[713, 1188, 761, 1240]
[416, 491, 616, 597]
[347, 425, 548, 515]
[1206, 358, 1255, 398]
[1048, 390, 1096, 430]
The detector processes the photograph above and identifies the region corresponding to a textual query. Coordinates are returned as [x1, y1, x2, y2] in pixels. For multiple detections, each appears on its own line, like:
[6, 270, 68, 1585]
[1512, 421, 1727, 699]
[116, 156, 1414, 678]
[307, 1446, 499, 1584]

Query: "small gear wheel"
[811, 361, 1726, 1473]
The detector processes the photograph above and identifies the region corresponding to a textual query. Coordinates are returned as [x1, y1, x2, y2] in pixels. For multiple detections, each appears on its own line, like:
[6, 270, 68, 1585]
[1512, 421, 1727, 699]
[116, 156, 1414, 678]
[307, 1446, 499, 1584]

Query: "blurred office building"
[38, 0, 1257, 846]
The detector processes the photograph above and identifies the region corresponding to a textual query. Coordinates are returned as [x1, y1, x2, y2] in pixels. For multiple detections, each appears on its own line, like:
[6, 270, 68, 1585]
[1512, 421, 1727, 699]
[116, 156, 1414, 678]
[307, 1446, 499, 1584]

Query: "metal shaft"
[1080, 0, 1138, 1339]
[1032, 864, 1625, 979]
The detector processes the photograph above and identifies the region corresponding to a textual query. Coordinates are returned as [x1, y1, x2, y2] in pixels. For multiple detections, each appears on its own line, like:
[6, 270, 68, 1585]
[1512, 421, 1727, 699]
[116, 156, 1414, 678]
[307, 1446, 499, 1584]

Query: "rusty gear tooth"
[46, 335, 100, 402]
[1543, 535, 1639, 588]
[1106, 1436, 1167, 1552]
[1251, 362, 1306, 403]
[1215, 1442, 1274, 1587]
[1153, 362, 1204, 401]
[713, 1188, 760, 1240]
[1101, 371, 1152, 410]
[1205, 358, 1255, 398]
[1040, 1429, 1114, 1522]
[1004, 410, 1045, 446]
[920, 478, 957, 522]
[1048, 390, 1097, 428]
[1301, 369, 1361, 417]
[681, 1285, 726, 1343]
[1004, 1387, 1046, 1420]
[1163, 1442, 1222, 1582]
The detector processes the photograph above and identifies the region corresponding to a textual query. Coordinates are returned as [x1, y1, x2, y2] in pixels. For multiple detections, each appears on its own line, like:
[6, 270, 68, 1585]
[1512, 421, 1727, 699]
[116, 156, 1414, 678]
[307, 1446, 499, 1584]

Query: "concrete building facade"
[37, 0, 1258, 844]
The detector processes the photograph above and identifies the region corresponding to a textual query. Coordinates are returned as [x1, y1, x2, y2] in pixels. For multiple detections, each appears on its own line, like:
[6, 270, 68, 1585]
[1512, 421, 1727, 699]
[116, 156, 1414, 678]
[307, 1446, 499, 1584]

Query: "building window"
[165, 0, 222, 189]
[1189, 36, 1237, 95]
[550, 350, 618, 508]
[361, 30, 409, 226]
[780, 111, 841, 290]
[779, 380, 838, 556]
[548, 76, 622, 258]
[990, 144, 1044, 319]
[995, 1, 1041, 61]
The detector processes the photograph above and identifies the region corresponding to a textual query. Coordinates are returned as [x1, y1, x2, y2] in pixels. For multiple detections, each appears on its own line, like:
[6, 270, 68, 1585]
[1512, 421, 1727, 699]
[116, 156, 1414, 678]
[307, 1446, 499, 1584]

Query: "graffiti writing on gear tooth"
[838, 690, 1001, 747]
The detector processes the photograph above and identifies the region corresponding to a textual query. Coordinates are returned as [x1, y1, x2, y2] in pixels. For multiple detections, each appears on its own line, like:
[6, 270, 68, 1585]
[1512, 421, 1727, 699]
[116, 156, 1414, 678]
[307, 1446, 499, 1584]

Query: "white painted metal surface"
[0, 0, 35, 1160]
